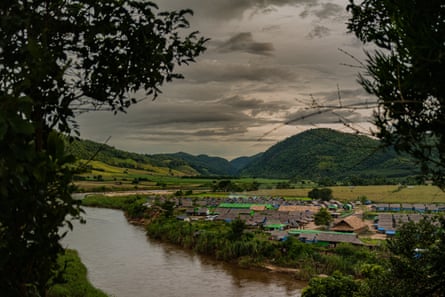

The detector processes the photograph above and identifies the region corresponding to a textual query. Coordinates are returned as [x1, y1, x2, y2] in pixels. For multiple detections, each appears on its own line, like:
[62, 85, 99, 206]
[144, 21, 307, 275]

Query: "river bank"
[81, 194, 382, 282]
[63, 206, 305, 297]
[48, 250, 108, 297]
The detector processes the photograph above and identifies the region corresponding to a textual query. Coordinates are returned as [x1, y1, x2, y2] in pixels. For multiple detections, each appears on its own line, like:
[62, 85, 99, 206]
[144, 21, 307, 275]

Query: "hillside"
[67, 139, 233, 176]
[67, 128, 419, 181]
[239, 128, 418, 180]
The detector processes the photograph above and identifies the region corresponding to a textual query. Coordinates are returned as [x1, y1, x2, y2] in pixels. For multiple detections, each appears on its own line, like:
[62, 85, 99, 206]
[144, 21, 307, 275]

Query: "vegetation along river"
[62, 207, 305, 297]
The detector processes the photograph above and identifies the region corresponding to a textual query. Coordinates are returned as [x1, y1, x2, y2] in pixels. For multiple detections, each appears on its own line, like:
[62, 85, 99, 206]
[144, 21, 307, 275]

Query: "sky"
[77, 0, 377, 160]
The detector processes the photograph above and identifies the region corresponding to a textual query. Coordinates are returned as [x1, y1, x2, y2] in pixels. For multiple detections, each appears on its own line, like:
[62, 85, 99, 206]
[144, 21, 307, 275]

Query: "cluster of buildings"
[148, 195, 445, 247]
[374, 213, 433, 236]
[373, 203, 445, 213]
[150, 195, 371, 246]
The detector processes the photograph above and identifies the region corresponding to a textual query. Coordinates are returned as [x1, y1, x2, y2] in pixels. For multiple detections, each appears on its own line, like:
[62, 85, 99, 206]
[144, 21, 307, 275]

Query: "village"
[148, 195, 445, 247]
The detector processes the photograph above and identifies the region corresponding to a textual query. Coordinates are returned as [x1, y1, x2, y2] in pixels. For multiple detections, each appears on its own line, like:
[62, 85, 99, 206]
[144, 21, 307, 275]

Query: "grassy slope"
[47, 250, 108, 297]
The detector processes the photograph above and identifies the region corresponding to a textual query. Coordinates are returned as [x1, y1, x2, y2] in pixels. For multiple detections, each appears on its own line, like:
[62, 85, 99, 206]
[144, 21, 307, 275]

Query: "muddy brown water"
[61, 207, 305, 297]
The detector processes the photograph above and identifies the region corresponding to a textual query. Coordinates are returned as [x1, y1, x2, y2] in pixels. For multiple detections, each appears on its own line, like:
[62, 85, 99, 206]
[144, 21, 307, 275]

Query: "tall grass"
[82, 195, 147, 218]
[47, 250, 108, 297]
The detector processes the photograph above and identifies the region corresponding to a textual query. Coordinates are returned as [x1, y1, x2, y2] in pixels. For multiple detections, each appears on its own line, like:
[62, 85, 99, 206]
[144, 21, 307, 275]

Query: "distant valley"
[68, 128, 419, 183]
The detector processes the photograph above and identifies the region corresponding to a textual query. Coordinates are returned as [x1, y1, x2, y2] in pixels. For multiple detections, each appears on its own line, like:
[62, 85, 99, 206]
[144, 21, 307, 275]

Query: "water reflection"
[62, 207, 304, 297]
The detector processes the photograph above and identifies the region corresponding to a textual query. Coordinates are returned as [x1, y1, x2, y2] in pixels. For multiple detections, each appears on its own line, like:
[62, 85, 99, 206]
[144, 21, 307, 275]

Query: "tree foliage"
[304, 216, 445, 297]
[381, 216, 445, 297]
[302, 271, 359, 297]
[239, 128, 418, 181]
[0, 0, 206, 295]
[314, 207, 333, 226]
[308, 187, 333, 201]
[347, 0, 445, 188]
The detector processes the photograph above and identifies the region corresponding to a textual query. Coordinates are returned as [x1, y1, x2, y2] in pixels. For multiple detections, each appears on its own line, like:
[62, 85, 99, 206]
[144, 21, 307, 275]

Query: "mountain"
[67, 138, 233, 176]
[169, 152, 234, 176]
[230, 153, 263, 172]
[67, 128, 419, 180]
[239, 128, 418, 179]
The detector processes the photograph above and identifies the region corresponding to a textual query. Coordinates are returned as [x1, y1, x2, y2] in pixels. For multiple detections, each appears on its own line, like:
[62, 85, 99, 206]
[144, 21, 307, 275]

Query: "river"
[62, 207, 305, 297]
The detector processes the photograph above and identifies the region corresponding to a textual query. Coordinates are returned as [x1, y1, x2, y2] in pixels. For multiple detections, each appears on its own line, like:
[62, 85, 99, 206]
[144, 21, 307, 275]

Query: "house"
[413, 204, 426, 213]
[309, 232, 364, 246]
[374, 203, 389, 212]
[389, 204, 401, 212]
[181, 199, 194, 207]
[250, 205, 266, 211]
[196, 207, 208, 216]
[401, 203, 413, 211]
[278, 205, 320, 213]
[330, 216, 368, 233]
[425, 204, 439, 213]
[375, 213, 394, 233]
[290, 230, 365, 246]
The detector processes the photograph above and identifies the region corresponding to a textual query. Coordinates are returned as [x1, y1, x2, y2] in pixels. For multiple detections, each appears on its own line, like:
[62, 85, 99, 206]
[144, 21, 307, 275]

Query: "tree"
[0, 1, 206, 295]
[302, 271, 359, 297]
[212, 180, 242, 192]
[355, 215, 445, 297]
[347, 0, 445, 188]
[228, 218, 246, 241]
[314, 207, 333, 227]
[308, 187, 333, 201]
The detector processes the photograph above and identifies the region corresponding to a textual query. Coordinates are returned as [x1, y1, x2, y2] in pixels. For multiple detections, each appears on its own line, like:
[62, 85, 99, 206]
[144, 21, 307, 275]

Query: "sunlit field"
[249, 185, 445, 203]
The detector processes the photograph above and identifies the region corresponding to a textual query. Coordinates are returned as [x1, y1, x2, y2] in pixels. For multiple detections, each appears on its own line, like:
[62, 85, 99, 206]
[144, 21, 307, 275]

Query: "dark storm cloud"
[262, 24, 281, 32]
[186, 60, 297, 83]
[114, 98, 281, 132]
[218, 32, 274, 56]
[306, 25, 331, 39]
[220, 95, 291, 116]
[159, 0, 320, 20]
[284, 108, 367, 126]
[308, 88, 377, 107]
[126, 105, 248, 126]
[77, 0, 369, 159]
[313, 2, 344, 19]
[300, 2, 344, 19]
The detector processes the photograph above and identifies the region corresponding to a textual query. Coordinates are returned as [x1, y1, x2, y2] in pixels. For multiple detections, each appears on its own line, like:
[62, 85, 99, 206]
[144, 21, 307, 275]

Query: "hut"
[330, 216, 368, 233]
[389, 204, 401, 212]
[290, 230, 365, 246]
[413, 204, 426, 213]
[374, 203, 389, 212]
[278, 205, 320, 213]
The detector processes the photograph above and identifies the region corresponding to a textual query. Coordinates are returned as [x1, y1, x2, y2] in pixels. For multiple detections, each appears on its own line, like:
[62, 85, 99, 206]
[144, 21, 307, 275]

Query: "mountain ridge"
[68, 128, 419, 181]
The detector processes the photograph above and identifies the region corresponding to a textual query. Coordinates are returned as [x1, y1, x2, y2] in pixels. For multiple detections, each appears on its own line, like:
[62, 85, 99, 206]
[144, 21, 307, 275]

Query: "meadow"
[250, 185, 445, 203]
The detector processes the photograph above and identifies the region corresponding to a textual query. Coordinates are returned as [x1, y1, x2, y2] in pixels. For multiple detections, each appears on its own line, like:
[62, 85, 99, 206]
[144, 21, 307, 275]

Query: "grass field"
[249, 185, 445, 203]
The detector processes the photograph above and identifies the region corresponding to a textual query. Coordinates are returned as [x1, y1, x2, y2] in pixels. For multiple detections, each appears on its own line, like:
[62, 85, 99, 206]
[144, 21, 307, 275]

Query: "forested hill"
[66, 138, 234, 176]
[239, 128, 418, 180]
[67, 128, 419, 180]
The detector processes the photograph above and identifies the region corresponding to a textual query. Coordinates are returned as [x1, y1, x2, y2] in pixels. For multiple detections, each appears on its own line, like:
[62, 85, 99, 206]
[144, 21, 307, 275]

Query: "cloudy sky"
[77, 0, 377, 160]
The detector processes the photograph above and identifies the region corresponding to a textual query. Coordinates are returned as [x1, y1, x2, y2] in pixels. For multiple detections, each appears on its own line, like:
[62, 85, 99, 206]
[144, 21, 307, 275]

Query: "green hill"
[67, 139, 199, 176]
[239, 128, 419, 180]
[67, 139, 234, 176]
[67, 128, 419, 182]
